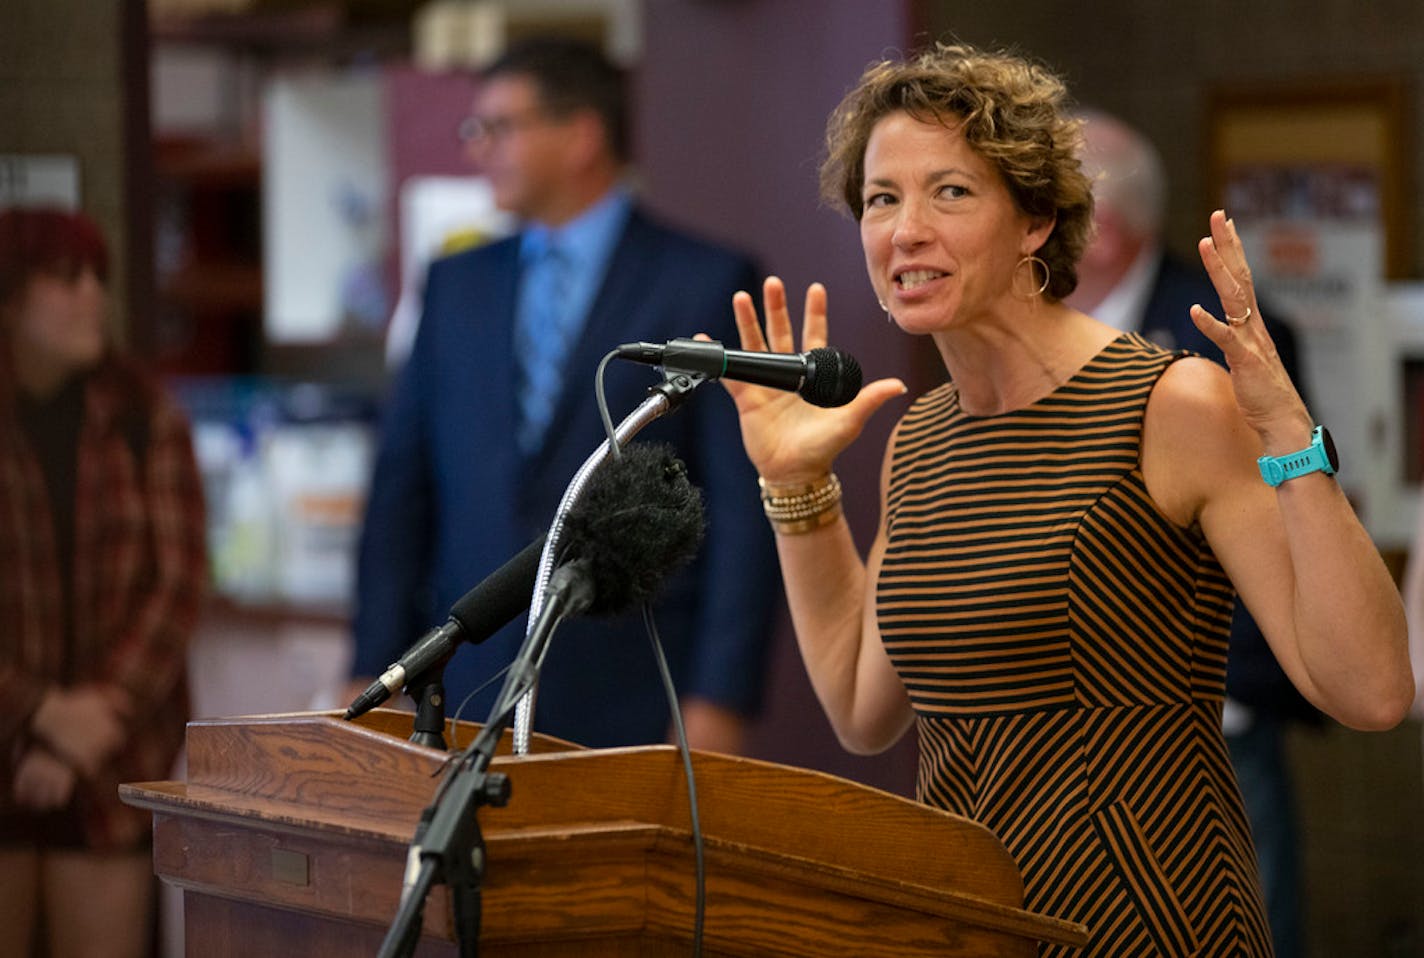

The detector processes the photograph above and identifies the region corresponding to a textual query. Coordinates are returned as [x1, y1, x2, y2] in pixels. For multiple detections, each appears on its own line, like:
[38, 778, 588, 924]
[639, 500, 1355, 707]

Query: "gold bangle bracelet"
[759, 473, 842, 528]
[769, 503, 843, 536]
[758, 473, 836, 499]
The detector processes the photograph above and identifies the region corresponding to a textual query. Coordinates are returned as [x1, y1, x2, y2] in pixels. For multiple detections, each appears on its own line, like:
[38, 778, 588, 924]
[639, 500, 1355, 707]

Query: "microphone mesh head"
[558, 442, 707, 615]
[802, 347, 863, 408]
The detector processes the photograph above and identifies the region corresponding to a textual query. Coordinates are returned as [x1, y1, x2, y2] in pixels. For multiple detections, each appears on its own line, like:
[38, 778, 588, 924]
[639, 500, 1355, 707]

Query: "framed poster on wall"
[1206, 80, 1411, 278]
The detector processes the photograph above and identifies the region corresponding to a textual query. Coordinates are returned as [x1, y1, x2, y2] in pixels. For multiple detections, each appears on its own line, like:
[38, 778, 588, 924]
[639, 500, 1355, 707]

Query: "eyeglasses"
[457, 109, 555, 145]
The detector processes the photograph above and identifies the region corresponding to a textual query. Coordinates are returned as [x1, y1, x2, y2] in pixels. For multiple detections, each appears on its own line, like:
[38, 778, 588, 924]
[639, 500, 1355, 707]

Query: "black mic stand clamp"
[406, 664, 449, 751]
[649, 370, 706, 406]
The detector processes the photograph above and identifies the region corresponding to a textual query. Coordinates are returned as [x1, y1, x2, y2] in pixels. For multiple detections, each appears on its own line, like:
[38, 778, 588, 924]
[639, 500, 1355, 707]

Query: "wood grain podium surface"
[121, 710, 1086, 956]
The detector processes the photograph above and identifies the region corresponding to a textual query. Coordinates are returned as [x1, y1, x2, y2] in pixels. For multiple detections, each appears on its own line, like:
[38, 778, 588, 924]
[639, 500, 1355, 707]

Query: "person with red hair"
[0, 207, 206, 957]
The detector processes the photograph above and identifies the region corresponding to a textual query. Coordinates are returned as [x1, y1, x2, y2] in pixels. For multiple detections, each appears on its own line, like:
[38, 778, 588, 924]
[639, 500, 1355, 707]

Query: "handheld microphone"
[614, 338, 862, 408]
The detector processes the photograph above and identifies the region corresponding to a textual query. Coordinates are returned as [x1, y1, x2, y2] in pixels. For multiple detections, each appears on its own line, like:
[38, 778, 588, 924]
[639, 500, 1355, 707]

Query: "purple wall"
[383, 65, 480, 297]
[636, 0, 927, 796]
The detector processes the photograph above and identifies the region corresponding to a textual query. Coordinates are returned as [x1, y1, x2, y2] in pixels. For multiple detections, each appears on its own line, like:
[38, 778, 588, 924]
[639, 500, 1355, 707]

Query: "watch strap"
[1257, 426, 1336, 487]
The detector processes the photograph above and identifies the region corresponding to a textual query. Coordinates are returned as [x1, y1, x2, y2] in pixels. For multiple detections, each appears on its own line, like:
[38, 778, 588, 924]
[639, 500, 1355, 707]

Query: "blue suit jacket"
[1138, 252, 1318, 722]
[353, 207, 780, 747]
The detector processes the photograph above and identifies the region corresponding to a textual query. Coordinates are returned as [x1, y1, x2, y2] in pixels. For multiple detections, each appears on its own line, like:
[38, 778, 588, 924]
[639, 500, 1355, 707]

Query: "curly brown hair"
[819, 42, 1094, 301]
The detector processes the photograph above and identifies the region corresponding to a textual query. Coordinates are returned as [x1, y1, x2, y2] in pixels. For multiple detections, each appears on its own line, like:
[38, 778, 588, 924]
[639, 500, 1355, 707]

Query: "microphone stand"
[511, 371, 705, 755]
[375, 568, 591, 958]
[375, 371, 704, 957]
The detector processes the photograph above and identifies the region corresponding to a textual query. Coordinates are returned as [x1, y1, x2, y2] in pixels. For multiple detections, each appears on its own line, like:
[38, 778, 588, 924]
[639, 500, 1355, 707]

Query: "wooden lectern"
[120, 711, 1086, 956]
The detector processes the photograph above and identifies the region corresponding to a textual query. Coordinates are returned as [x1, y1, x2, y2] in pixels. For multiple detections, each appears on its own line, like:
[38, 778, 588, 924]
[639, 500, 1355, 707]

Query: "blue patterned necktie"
[514, 238, 574, 455]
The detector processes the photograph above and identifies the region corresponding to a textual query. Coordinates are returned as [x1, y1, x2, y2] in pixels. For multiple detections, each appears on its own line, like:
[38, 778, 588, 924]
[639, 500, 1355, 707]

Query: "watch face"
[1319, 427, 1339, 472]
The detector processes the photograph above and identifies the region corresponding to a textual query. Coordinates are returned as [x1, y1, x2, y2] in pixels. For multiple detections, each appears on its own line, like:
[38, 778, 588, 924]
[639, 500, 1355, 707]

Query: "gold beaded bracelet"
[758, 473, 843, 535]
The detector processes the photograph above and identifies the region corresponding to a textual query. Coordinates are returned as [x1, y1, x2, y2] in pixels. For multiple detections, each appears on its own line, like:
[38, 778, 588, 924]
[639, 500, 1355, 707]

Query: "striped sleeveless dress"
[878, 334, 1272, 956]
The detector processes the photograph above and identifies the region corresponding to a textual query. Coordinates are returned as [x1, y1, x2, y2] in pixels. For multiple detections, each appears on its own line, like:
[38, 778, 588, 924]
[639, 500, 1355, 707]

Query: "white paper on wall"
[263, 72, 390, 343]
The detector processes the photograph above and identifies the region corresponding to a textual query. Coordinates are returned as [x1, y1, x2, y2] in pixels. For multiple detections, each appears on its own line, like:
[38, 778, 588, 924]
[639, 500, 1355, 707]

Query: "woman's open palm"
[718, 276, 905, 483]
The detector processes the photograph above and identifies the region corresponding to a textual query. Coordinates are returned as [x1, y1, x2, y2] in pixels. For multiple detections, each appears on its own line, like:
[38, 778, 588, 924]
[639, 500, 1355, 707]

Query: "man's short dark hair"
[482, 36, 630, 163]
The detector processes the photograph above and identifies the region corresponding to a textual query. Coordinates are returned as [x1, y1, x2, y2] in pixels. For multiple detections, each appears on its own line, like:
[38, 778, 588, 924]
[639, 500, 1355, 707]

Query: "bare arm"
[770, 439, 914, 753]
[717, 278, 913, 753]
[1399, 503, 1424, 719]
[1145, 211, 1413, 730]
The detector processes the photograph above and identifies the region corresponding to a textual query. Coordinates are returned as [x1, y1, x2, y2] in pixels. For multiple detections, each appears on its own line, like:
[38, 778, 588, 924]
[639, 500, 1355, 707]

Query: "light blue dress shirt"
[514, 186, 634, 453]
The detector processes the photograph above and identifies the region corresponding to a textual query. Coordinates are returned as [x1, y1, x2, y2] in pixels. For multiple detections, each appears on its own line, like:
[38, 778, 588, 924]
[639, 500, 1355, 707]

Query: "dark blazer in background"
[1139, 251, 1319, 721]
[353, 207, 780, 747]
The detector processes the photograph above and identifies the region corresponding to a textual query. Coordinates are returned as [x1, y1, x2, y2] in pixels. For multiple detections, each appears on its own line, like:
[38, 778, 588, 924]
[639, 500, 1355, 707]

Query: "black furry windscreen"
[557, 442, 707, 616]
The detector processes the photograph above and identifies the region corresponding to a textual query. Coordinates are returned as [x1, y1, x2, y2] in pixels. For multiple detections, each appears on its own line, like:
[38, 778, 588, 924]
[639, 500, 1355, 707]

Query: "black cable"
[600, 346, 704, 950]
[643, 601, 705, 956]
[429, 657, 537, 802]
[448, 663, 512, 737]
[595, 350, 623, 461]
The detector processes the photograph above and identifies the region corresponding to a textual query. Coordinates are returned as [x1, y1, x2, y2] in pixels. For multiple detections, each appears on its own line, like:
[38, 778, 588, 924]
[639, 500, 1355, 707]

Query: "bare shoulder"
[1151, 355, 1238, 423]
[1142, 356, 1261, 526]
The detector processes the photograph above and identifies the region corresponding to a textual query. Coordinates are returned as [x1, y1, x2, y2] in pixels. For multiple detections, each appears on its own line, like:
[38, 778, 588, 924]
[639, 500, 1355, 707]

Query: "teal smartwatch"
[1257, 425, 1338, 487]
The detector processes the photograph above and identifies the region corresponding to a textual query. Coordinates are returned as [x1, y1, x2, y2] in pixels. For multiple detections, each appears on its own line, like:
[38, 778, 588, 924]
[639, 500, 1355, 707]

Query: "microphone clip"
[647, 368, 709, 409]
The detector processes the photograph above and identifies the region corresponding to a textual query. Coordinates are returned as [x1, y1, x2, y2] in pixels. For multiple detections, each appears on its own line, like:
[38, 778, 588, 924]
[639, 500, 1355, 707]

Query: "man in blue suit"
[1069, 109, 1319, 958]
[351, 37, 779, 752]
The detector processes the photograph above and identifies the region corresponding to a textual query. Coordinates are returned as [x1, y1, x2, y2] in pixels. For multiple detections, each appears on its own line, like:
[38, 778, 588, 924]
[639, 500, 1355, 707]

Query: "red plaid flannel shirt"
[0, 357, 206, 849]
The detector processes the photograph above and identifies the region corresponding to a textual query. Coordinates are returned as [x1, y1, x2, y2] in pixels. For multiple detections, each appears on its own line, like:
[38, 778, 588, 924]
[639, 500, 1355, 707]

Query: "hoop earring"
[1013, 255, 1051, 299]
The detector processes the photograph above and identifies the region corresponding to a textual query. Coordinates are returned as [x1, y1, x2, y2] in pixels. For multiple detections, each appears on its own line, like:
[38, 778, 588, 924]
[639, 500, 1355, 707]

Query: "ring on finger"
[1225, 306, 1252, 327]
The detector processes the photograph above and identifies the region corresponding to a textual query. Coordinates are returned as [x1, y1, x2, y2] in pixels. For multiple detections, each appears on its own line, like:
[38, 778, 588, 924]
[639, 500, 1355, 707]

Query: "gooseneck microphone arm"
[511, 369, 706, 755]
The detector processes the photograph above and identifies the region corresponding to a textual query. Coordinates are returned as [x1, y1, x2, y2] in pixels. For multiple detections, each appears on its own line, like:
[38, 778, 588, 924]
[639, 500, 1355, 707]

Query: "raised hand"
[719, 276, 905, 483]
[1189, 209, 1312, 447]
